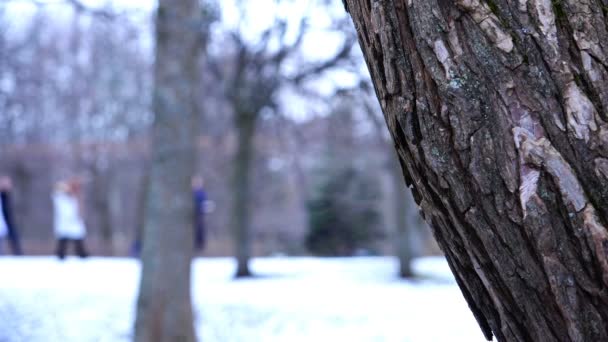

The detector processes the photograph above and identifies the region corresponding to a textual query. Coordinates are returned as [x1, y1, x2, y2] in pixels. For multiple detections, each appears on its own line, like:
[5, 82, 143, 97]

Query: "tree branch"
[290, 35, 356, 84]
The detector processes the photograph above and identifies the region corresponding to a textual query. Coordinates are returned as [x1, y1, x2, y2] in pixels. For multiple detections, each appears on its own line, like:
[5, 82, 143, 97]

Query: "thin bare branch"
[290, 35, 356, 84]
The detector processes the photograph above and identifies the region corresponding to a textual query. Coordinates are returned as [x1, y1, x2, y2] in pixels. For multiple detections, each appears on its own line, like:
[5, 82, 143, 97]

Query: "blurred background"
[0, 0, 485, 341]
[0, 0, 441, 261]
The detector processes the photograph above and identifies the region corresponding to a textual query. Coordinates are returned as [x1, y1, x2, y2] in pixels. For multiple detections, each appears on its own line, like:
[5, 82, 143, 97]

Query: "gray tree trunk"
[134, 1, 203, 341]
[365, 98, 421, 277]
[392, 154, 418, 278]
[91, 165, 114, 255]
[233, 111, 256, 277]
[134, 164, 150, 255]
[345, 0, 608, 341]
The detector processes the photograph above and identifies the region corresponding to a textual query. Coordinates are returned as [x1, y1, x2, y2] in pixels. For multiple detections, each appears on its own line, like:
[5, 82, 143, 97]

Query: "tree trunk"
[392, 154, 420, 278]
[345, 0, 608, 341]
[134, 1, 202, 341]
[91, 165, 114, 255]
[232, 112, 256, 277]
[133, 163, 150, 256]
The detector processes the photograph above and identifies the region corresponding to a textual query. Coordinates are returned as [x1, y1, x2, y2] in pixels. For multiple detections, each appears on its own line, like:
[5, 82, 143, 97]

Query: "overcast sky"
[3, 0, 351, 59]
[2, 0, 368, 121]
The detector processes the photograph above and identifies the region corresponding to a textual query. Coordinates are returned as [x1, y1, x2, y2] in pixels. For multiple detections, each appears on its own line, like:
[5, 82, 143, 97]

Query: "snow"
[0, 256, 486, 342]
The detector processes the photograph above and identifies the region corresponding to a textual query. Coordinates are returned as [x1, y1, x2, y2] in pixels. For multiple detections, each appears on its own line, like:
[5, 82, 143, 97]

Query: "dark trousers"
[195, 223, 206, 252]
[56, 238, 88, 259]
[0, 232, 22, 255]
[7, 233, 22, 255]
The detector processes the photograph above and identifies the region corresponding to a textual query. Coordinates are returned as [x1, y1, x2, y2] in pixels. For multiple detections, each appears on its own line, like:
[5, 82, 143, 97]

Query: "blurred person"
[130, 238, 142, 258]
[53, 179, 89, 259]
[192, 175, 209, 252]
[0, 176, 23, 255]
[0, 188, 8, 254]
[130, 175, 214, 257]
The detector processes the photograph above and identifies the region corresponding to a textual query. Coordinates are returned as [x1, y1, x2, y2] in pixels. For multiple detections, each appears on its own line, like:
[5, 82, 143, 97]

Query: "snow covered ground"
[0, 256, 486, 342]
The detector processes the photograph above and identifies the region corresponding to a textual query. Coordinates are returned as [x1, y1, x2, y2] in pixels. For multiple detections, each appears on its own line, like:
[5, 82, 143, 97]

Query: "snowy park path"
[0, 256, 485, 342]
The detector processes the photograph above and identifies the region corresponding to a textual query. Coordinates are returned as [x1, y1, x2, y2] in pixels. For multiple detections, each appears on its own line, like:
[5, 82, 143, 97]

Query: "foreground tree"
[345, 0, 608, 341]
[134, 1, 203, 341]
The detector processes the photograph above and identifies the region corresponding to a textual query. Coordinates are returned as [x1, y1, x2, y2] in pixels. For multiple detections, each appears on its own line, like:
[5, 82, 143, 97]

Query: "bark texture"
[134, 1, 203, 341]
[345, 0, 608, 341]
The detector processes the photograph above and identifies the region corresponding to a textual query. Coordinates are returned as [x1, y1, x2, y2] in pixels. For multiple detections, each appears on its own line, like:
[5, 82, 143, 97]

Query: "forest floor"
[0, 256, 486, 342]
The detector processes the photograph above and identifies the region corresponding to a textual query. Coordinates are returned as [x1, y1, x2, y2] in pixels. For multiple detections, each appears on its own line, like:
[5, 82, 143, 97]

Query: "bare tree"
[134, 1, 204, 341]
[219, 5, 356, 277]
[345, 0, 608, 340]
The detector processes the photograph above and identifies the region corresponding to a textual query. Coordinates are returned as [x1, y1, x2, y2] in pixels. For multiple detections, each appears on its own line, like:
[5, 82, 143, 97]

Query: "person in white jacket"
[53, 179, 88, 259]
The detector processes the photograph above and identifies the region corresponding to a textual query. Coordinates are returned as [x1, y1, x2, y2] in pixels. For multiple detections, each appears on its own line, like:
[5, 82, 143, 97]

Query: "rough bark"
[134, 1, 203, 341]
[345, 0, 608, 341]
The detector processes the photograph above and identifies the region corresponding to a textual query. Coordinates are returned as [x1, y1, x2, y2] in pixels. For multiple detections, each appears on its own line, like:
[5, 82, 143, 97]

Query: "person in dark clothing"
[0, 176, 23, 255]
[130, 238, 142, 258]
[192, 176, 208, 252]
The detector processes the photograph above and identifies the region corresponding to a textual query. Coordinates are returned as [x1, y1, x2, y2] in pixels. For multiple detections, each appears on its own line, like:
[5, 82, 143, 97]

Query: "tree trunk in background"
[345, 0, 608, 341]
[392, 154, 419, 278]
[133, 164, 150, 255]
[364, 96, 421, 277]
[134, 1, 202, 341]
[232, 112, 256, 277]
[91, 166, 114, 255]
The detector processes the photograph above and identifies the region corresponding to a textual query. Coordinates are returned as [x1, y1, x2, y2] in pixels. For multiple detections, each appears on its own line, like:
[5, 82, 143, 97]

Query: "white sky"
[2, 0, 358, 66]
